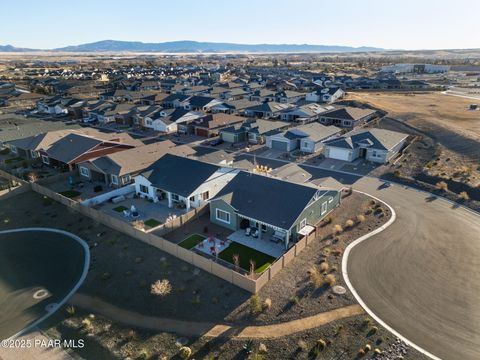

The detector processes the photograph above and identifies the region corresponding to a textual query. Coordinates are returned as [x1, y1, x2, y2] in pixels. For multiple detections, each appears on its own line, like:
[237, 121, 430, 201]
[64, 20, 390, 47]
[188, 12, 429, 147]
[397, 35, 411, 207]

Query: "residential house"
[209, 171, 341, 249]
[220, 119, 290, 144]
[192, 113, 244, 137]
[249, 89, 276, 102]
[275, 90, 305, 104]
[280, 103, 334, 123]
[78, 140, 196, 187]
[305, 87, 344, 103]
[40, 131, 142, 170]
[266, 123, 341, 153]
[323, 128, 408, 163]
[134, 154, 238, 211]
[244, 101, 293, 119]
[319, 107, 377, 128]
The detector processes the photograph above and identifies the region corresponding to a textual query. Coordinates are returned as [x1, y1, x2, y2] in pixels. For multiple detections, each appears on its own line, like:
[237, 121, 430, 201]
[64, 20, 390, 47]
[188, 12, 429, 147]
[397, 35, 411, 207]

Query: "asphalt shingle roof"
[214, 171, 323, 230]
[141, 154, 222, 197]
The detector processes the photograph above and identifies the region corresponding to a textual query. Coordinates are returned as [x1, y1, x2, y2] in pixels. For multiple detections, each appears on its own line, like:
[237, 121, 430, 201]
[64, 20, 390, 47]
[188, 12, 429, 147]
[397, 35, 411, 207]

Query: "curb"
[1, 227, 90, 340]
[342, 191, 441, 360]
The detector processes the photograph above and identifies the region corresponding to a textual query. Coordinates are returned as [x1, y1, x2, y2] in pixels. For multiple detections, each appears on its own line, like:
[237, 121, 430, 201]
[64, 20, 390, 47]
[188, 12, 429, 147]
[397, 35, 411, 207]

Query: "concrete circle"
[33, 289, 50, 299]
[332, 285, 347, 295]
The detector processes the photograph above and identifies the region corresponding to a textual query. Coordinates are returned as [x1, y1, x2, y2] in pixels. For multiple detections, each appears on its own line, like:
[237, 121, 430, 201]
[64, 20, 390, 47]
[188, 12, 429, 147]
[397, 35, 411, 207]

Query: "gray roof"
[322, 106, 376, 121]
[46, 134, 102, 163]
[141, 154, 222, 197]
[246, 119, 290, 135]
[214, 171, 324, 230]
[270, 163, 312, 184]
[0, 116, 81, 143]
[325, 128, 408, 151]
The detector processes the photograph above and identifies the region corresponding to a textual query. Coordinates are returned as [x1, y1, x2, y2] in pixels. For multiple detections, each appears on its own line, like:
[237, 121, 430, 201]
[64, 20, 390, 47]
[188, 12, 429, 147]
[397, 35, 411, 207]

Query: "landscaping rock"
[332, 285, 347, 295]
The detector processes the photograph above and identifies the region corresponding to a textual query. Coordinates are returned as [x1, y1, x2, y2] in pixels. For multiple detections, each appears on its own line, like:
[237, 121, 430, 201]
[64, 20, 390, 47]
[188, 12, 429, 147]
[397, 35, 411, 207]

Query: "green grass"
[218, 242, 276, 274]
[5, 157, 23, 164]
[144, 218, 162, 228]
[179, 234, 206, 249]
[59, 190, 82, 199]
[113, 205, 128, 213]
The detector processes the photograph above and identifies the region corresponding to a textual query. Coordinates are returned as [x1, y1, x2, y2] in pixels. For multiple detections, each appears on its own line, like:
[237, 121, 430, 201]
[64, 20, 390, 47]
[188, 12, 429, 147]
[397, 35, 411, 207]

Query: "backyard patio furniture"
[252, 229, 259, 238]
[122, 210, 131, 218]
[245, 227, 251, 236]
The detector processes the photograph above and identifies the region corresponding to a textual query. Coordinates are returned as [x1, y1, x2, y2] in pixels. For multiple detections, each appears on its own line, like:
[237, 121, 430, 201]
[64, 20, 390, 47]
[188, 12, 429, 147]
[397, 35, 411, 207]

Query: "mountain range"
[0, 40, 384, 53]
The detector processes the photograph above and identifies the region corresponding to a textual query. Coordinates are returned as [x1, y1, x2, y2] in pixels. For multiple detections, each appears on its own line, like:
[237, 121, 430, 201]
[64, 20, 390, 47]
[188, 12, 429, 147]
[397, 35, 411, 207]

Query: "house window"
[298, 218, 307, 230]
[111, 175, 118, 185]
[30, 150, 39, 158]
[216, 209, 230, 224]
[79, 166, 90, 177]
[145, 119, 152, 126]
[321, 201, 328, 215]
[261, 224, 267, 232]
[121, 174, 131, 184]
[189, 196, 195, 202]
[41, 155, 50, 165]
[171, 193, 180, 201]
[139, 184, 149, 194]
[202, 191, 209, 200]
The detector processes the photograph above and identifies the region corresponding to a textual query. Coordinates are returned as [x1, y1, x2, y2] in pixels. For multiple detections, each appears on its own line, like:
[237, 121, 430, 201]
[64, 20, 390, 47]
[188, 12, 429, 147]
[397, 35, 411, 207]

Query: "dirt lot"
[349, 91, 480, 206]
[44, 308, 428, 360]
[347, 91, 480, 141]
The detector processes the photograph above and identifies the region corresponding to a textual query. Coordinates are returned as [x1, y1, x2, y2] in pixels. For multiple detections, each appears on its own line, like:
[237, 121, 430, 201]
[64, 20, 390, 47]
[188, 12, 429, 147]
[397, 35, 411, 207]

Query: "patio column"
[185, 197, 191, 211]
[167, 192, 172, 208]
[284, 230, 290, 250]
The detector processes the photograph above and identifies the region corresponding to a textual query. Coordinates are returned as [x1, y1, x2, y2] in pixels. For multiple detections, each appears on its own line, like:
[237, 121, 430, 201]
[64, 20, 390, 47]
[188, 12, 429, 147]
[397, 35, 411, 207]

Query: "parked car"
[209, 138, 224, 146]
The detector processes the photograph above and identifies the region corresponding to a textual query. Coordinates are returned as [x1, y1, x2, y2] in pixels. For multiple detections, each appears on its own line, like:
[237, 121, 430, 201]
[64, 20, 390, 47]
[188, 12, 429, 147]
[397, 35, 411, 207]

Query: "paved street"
[348, 177, 480, 360]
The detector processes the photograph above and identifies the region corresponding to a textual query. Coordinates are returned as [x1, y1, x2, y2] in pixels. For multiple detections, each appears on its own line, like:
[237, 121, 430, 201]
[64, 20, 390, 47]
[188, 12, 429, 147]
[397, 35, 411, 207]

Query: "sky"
[2, 0, 479, 50]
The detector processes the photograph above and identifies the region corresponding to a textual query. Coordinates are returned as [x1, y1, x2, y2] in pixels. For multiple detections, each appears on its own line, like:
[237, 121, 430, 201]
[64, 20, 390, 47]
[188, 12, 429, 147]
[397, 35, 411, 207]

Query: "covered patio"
[227, 230, 285, 258]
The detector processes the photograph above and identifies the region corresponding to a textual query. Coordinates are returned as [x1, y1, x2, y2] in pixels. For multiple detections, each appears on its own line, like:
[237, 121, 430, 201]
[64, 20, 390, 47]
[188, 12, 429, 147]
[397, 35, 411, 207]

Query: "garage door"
[328, 147, 350, 161]
[271, 140, 289, 151]
[196, 128, 209, 137]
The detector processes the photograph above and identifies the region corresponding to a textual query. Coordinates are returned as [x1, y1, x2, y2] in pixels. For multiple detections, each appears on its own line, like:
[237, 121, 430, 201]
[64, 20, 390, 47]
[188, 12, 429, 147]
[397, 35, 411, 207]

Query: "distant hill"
[52, 40, 385, 53]
[0, 44, 39, 52]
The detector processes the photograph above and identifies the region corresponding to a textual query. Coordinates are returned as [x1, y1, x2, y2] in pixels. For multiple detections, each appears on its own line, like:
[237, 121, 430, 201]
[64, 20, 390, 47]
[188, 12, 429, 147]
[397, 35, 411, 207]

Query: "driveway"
[347, 177, 480, 360]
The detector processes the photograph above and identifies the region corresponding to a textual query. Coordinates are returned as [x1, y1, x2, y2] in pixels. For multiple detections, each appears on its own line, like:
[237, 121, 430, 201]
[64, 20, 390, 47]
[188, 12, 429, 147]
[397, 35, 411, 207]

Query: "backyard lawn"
[179, 234, 206, 249]
[59, 190, 82, 199]
[113, 205, 128, 213]
[144, 218, 162, 228]
[219, 242, 276, 274]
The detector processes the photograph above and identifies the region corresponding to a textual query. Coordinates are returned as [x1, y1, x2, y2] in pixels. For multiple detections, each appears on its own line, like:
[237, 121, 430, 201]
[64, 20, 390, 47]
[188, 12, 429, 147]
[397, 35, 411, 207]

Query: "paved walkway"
[70, 293, 363, 338]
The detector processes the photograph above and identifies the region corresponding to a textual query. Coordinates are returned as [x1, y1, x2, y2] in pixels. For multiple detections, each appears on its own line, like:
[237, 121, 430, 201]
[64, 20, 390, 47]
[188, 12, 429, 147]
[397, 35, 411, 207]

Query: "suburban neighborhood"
[0, 1, 479, 360]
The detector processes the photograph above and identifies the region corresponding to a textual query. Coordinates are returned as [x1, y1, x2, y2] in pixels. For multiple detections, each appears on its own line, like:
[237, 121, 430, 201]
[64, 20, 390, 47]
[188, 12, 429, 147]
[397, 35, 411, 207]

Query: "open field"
[347, 91, 480, 141]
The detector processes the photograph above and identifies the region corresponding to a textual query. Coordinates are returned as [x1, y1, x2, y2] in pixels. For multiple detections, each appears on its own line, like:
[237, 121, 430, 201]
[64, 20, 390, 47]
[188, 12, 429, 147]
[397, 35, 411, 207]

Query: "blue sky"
[2, 0, 479, 50]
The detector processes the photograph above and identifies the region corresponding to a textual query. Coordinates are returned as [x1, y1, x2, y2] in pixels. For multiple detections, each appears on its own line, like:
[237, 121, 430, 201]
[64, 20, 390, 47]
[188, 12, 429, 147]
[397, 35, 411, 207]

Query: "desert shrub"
[290, 295, 301, 305]
[459, 191, 470, 200]
[309, 266, 324, 289]
[436, 181, 448, 191]
[65, 305, 76, 316]
[138, 349, 150, 360]
[357, 348, 365, 357]
[316, 339, 326, 350]
[369, 326, 378, 335]
[364, 208, 372, 215]
[132, 220, 145, 230]
[263, 298, 272, 310]
[297, 340, 308, 352]
[393, 170, 402, 177]
[319, 262, 329, 272]
[81, 318, 92, 329]
[151, 279, 172, 297]
[345, 219, 354, 228]
[249, 294, 262, 314]
[332, 224, 343, 235]
[356, 214, 366, 223]
[178, 346, 192, 359]
[325, 274, 336, 287]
